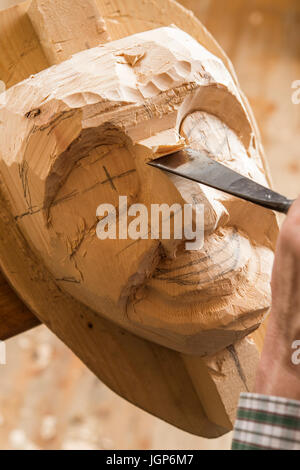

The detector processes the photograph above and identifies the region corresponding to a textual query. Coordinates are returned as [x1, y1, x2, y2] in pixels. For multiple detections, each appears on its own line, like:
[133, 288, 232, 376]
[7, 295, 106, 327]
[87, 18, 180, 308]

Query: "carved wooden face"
[0, 27, 277, 355]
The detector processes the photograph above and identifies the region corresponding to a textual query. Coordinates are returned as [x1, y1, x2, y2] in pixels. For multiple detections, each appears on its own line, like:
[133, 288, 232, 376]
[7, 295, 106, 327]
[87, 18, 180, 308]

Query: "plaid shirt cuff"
[232, 393, 300, 450]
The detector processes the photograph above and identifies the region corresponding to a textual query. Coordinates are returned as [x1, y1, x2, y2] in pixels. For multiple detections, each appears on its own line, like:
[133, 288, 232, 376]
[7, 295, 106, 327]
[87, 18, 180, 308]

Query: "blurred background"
[0, 0, 299, 450]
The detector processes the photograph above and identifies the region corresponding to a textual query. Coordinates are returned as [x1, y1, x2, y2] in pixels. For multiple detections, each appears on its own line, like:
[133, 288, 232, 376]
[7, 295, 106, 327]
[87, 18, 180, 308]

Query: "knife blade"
[147, 148, 294, 214]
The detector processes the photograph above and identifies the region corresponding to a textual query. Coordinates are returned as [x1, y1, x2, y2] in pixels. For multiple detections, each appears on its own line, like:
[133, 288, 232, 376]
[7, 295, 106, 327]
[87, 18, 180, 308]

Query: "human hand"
[255, 197, 300, 399]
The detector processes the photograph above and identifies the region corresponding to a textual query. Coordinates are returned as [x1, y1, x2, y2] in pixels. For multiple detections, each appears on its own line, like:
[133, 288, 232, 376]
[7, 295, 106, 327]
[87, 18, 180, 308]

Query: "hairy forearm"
[255, 312, 300, 401]
[254, 197, 300, 401]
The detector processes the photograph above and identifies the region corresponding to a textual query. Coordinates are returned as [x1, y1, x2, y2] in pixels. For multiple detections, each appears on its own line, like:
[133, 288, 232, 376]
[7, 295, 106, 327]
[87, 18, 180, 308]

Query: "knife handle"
[257, 197, 295, 215]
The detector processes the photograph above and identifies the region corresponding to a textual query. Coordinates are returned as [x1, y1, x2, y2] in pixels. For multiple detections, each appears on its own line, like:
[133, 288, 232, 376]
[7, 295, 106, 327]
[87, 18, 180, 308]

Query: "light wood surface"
[0, 0, 299, 450]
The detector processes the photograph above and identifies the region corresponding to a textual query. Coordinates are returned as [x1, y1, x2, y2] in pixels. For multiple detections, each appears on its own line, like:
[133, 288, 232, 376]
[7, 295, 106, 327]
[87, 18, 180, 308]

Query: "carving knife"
[147, 148, 294, 214]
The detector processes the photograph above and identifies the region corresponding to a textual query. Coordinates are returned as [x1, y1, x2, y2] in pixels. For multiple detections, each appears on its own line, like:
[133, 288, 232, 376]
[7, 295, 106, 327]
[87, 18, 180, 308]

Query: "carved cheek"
[33, 132, 184, 320]
[39, 137, 161, 317]
[1, 108, 156, 319]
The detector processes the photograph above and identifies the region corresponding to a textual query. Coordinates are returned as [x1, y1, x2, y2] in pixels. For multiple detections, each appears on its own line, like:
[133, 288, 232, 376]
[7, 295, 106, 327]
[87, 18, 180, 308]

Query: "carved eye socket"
[49, 132, 139, 251]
